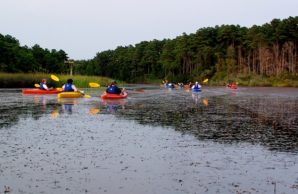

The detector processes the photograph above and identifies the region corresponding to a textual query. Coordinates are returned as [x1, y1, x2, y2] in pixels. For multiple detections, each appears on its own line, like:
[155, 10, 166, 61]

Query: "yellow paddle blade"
[34, 83, 40, 88]
[84, 94, 91, 98]
[51, 74, 59, 82]
[203, 79, 208, 83]
[89, 82, 100, 88]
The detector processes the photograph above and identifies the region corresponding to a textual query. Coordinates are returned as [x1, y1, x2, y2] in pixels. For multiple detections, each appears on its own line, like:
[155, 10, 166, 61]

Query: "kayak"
[58, 92, 84, 98]
[101, 92, 128, 99]
[22, 89, 61, 95]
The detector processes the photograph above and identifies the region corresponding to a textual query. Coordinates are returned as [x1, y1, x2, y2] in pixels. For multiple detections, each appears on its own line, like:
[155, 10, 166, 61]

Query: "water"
[0, 86, 297, 193]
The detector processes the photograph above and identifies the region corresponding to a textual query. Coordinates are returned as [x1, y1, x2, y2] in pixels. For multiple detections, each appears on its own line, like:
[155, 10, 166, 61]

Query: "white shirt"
[42, 83, 49, 90]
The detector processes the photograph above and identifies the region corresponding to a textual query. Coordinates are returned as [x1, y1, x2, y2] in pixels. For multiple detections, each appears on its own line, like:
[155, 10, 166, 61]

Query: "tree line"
[0, 16, 297, 84]
[76, 16, 298, 83]
[0, 34, 68, 73]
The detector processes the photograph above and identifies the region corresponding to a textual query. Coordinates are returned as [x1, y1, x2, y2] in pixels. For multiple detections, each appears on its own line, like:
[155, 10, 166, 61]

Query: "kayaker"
[40, 79, 53, 90]
[230, 82, 237, 89]
[192, 81, 201, 90]
[177, 82, 184, 88]
[164, 80, 175, 88]
[62, 79, 78, 92]
[227, 81, 237, 88]
[163, 80, 169, 88]
[106, 80, 122, 94]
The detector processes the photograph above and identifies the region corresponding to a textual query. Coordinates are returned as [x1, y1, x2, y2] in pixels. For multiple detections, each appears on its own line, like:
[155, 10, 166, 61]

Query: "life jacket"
[165, 83, 174, 88]
[64, 83, 74, 91]
[192, 84, 201, 90]
[40, 82, 47, 90]
[106, 85, 121, 94]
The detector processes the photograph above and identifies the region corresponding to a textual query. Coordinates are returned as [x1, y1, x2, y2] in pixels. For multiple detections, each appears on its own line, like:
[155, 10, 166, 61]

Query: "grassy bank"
[1, 72, 297, 88]
[143, 76, 298, 87]
[207, 73, 298, 87]
[0, 73, 112, 88]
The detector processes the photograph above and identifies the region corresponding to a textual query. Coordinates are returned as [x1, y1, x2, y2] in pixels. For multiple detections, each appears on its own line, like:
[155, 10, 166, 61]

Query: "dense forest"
[76, 16, 298, 83]
[1, 16, 297, 84]
[0, 34, 68, 73]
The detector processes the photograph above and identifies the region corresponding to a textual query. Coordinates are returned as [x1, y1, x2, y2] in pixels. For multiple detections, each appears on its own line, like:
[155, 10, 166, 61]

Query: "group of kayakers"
[40, 78, 236, 95]
[163, 79, 238, 90]
[163, 80, 202, 90]
[40, 78, 78, 92]
[40, 78, 123, 95]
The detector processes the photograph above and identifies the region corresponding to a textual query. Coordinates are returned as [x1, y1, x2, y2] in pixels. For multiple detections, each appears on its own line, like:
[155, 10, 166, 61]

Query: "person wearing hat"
[106, 80, 122, 94]
[62, 79, 78, 92]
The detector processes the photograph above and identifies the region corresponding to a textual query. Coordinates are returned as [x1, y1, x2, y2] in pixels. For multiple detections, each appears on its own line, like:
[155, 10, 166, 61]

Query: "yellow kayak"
[57, 92, 83, 98]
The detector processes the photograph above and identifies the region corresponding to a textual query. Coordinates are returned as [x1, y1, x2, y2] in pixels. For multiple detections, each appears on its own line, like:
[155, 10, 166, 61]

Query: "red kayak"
[22, 89, 62, 95]
[101, 92, 128, 99]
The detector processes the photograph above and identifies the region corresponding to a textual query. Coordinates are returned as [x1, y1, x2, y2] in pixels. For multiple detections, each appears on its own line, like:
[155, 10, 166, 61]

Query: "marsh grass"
[208, 74, 298, 87]
[0, 72, 112, 88]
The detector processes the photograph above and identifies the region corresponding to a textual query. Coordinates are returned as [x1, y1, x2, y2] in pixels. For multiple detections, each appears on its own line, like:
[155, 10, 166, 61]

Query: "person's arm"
[43, 84, 49, 90]
[72, 85, 78, 92]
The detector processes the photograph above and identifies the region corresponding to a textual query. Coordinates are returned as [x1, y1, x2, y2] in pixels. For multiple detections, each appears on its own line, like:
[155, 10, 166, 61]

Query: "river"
[0, 86, 297, 193]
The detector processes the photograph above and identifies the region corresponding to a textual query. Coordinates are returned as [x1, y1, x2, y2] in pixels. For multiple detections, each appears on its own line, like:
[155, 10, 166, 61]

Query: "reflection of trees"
[119, 94, 298, 152]
[0, 96, 58, 129]
[0, 103, 45, 128]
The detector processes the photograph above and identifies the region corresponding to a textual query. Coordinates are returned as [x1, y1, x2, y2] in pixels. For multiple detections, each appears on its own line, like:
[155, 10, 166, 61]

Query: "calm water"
[0, 86, 298, 194]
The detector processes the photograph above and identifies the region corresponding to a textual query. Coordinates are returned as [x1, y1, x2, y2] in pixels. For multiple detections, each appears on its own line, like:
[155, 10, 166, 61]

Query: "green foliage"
[0, 35, 68, 73]
[0, 16, 297, 86]
[76, 16, 297, 85]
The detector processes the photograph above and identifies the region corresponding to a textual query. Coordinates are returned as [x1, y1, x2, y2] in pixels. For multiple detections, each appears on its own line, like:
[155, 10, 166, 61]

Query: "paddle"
[203, 78, 208, 83]
[51, 74, 59, 82]
[79, 90, 91, 98]
[51, 74, 91, 98]
[34, 83, 40, 88]
[89, 82, 100, 88]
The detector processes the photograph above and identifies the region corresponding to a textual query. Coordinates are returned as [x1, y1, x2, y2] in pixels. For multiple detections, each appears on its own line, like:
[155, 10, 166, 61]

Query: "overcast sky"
[0, 0, 297, 60]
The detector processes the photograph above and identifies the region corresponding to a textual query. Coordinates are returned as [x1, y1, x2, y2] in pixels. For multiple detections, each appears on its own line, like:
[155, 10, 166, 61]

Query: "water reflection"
[89, 107, 100, 115]
[51, 109, 59, 119]
[119, 90, 298, 152]
[100, 99, 126, 114]
[0, 88, 297, 153]
[57, 98, 79, 114]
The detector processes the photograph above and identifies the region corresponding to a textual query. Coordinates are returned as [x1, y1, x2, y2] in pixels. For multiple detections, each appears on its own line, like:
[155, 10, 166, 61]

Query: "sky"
[0, 0, 297, 60]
